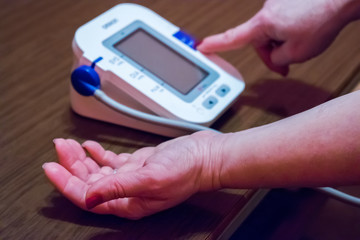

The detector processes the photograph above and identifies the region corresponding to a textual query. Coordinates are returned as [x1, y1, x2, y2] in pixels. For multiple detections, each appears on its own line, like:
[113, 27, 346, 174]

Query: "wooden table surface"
[1, 0, 360, 239]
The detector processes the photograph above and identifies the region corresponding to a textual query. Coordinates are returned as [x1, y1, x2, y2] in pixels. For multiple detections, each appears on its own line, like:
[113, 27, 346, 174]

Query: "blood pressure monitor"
[71, 3, 245, 136]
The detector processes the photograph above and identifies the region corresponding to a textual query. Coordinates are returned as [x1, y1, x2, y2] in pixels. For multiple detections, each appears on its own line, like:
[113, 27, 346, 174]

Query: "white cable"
[94, 89, 360, 207]
[316, 187, 360, 207]
[94, 89, 221, 133]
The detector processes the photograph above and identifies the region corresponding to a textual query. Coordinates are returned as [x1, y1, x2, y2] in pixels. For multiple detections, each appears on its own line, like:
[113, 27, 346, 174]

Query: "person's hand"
[197, 0, 355, 76]
[43, 131, 223, 219]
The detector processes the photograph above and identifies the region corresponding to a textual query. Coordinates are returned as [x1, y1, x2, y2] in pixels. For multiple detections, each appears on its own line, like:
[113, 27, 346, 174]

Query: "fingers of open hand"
[54, 139, 127, 182]
[50, 139, 182, 218]
[54, 138, 84, 167]
[54, 138, 96, 180]
[54, 139, 151, 180]
[82, 140, 131, 169]
[43, 162, 115, 215]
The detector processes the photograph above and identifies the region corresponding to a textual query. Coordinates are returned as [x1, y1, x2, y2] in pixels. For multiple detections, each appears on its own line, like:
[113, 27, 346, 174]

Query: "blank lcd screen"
[114, 29, 208, 95]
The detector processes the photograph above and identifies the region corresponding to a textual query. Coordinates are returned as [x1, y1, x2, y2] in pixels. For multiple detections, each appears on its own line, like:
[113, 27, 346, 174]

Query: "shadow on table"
[213, 78, 333, 129]
[239, 78, 333, 116]
[40, 189, 247, 239]
[65, 109, 168, 147]
[230, 189, 327, 240]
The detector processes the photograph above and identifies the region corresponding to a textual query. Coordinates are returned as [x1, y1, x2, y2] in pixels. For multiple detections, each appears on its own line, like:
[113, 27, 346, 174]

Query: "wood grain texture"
[1, 0, 360, 239]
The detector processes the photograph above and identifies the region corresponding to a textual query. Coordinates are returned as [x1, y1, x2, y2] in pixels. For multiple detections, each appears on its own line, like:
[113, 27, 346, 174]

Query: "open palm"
[43, 133, 218, 219]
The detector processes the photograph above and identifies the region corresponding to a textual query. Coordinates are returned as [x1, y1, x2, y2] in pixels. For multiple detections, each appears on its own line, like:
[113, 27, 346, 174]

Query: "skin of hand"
[197, 0, 360, 76]
[43, 131, 223, 219]
[43, 91, 360, 219]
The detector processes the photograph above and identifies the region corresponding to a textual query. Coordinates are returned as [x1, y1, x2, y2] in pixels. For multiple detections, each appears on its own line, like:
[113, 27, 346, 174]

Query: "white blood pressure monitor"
[71, 3, 245, 137]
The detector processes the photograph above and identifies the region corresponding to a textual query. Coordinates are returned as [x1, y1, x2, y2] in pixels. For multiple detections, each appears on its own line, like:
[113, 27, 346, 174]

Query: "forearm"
[216, 91, 360, 189]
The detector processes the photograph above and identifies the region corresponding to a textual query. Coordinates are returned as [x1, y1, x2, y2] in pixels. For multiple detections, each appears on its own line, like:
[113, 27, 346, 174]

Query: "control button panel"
[215, 84, 230, 97]
[173, 30, 197, 50]
[202, 96, 218, 109]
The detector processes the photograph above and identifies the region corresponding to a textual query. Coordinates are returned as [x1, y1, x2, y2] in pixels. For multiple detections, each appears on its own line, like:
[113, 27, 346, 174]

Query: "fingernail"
[86, 195, 103, 209]
[53, 138, 60, 145]
[42, 162, 49, 169]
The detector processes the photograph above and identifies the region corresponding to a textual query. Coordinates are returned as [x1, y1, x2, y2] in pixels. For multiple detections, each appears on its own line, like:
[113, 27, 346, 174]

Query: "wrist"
[217, 131, 248, 189]
[193, 131, 227, 192]
[210, 131, 246, 190]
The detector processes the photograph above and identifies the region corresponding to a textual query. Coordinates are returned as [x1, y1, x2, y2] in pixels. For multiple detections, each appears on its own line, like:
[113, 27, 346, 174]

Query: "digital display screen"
[113, 29, 208, 95]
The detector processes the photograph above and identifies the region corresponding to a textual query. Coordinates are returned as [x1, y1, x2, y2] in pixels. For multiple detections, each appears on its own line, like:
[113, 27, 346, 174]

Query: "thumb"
[255, 43, 289, 76]
[270, 41, 295, 67]
[85, 171, 148, 209]
[197, 18, 259, 53]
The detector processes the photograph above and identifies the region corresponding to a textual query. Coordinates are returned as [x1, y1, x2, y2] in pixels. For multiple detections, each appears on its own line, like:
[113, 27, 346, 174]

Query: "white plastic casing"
[71, 3, 245, 137]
